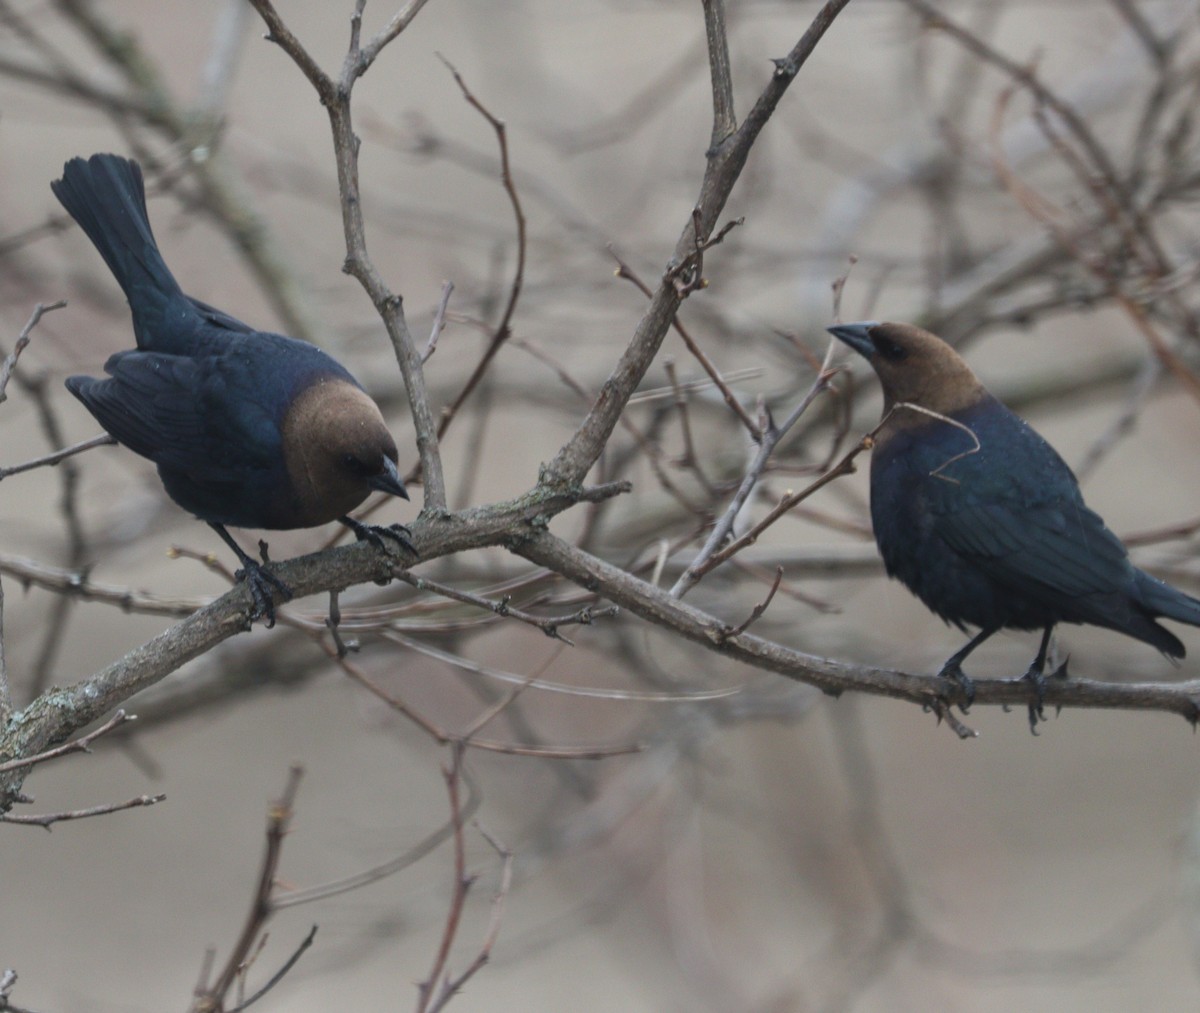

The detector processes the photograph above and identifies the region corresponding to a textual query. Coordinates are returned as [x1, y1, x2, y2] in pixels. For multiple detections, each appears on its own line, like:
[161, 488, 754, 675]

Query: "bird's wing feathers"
[68, 350, 281, 478]
[923, 409, 1134, 607]
[937, 497, 1130, 601]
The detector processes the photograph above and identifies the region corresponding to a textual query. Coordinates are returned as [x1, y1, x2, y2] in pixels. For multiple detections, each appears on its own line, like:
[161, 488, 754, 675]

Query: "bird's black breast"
[869, 396, 1139, 634]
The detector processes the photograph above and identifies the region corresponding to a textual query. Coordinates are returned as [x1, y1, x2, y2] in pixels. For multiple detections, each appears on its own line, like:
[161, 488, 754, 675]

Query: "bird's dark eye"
[872, 335, 907, 361]
[342, 452, 370, 475]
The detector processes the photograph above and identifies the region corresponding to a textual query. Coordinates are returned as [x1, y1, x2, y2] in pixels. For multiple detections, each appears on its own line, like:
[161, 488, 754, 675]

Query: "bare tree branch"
[542, 0, 854, 488]
[0, 792, 165, 830]
[515, 530, 1200, 725]
[247, 0, 446, 508]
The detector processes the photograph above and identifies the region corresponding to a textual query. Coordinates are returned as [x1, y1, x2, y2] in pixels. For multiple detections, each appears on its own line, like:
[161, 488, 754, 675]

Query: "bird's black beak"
[370, 456, 409, 500]
[827, 321, 880, 360]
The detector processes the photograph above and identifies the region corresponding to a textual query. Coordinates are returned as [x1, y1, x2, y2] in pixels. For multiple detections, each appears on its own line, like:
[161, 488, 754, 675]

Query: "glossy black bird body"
[829, 320, 1200, 714]
[66, 334, 397, 531]
[55, 153, 410, 623]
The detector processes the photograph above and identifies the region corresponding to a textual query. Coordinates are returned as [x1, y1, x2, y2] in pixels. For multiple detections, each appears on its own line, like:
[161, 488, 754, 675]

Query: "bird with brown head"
[55, 153, 414, 626]
[829, 320, 1200, 727]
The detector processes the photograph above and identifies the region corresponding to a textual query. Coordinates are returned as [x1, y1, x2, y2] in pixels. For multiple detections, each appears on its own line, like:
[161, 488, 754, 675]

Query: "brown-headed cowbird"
[54, 153, 412, 625]
[828, 320, 1200, 723]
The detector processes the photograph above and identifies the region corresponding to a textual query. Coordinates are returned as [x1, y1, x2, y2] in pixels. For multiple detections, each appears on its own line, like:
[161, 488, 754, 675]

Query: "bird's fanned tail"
[51, 154, 187, 349]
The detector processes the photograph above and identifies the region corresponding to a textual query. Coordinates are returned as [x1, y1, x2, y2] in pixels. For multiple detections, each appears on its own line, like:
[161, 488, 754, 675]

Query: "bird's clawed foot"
[340, 516, 417, 557]
[1016, 653, 1068, 733]
[936, 660, 976, 711]
[209, 523, 293, 627]
[1017, 661, 1047, 733]
[235, 558, 293, 629]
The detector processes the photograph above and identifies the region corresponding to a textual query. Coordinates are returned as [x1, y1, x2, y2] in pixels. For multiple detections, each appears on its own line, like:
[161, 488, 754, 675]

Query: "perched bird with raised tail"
[828, 320, 1200, 724]
[54, 153, 412, 625]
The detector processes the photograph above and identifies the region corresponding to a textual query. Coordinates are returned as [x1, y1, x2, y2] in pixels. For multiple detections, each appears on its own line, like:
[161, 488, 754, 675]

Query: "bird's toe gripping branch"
[339, 515, 417, 558]
[936, 659, 976, 711]
[208, 522, 293, 627]
[1018, 627, 1065, 733]
[1018, 661, 1048, 733]
[235, 558, 294, 629]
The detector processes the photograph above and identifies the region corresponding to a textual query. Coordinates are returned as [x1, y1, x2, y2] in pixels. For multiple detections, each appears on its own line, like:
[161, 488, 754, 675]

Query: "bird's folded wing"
[935, 497, 1132, 603]
[70, 351, 280, 478]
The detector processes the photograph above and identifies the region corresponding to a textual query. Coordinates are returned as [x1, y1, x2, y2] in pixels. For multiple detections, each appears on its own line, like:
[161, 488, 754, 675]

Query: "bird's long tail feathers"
[51, 154, 184, 336]
[1133, 570, 1200, 657]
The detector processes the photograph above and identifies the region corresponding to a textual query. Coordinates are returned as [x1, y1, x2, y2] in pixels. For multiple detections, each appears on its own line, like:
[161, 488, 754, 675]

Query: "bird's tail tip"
[52, 152, 182, 309]
[1133, 571, 1200, 655]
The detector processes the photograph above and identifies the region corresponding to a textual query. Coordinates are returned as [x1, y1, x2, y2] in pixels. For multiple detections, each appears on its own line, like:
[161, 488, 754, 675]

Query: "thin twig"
[733, 556, 838, 613]
[702, 0, 737, 146]
[929, 698, 978, 740]
[1110, 0, 1170, 67]
[987, 79, 1200, 404]
[248, 0, 446, 508]
[0, 301, 65, 403]
[416, 743, 470, 1013]
[356, 0, 434, 73]
[0, 551, 203, 617]
[423, 281, 454, 362]
[325, 588, 354, 658]
[662, 358, 715, 496]
[0, 792, 165, 829]
[542, 0, 854, 488]
[611, 248, 761, 439]
[49, 0, 320, 340]
[381, 628, 738, 704]
[427, 819, 514, 1013]
[0, 710, 134, 775]
[273, 770, 482, 910]
[393, 569, 618, 645]
[0, 433, 115, 481]
[228, 925, 318, 1012]
[429, 57, 527, 447]
[909, 0, 1199, 343]
[15, 366, 93, 696]
[831, 255, 858, 320]
[419, 746, 515, 1013]
[1074, 355, 1162, 483]
[337, 634, 643, 758]
[670, 338, 840, 598]
[512, 335, 707, 517]
[0, 31, 160, 124]
[687, 416, 880, 584]
[191, 766, 306, 1010]
[722, 565, 783, 639]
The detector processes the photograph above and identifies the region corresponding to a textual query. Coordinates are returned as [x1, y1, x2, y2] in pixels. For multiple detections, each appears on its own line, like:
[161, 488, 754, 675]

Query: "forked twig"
[190, 766, 308, 1011]
[0, 300, 66, 403]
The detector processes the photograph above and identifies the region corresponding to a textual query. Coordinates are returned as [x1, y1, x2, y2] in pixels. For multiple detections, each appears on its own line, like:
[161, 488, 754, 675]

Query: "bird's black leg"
[1020, 625, 1055, 733]
[339, 515, 416, 558]
[937, 626, 998, 710]
[209, 523, 293, 628]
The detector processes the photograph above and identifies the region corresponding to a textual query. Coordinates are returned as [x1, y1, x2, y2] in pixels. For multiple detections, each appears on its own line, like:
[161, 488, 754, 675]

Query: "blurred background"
[2, 0, 1200, 1009]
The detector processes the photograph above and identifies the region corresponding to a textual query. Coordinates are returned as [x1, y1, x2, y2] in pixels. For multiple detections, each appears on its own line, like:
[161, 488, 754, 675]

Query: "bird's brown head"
[280, 376, 408, 527]
[827, 321, 985, 416]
